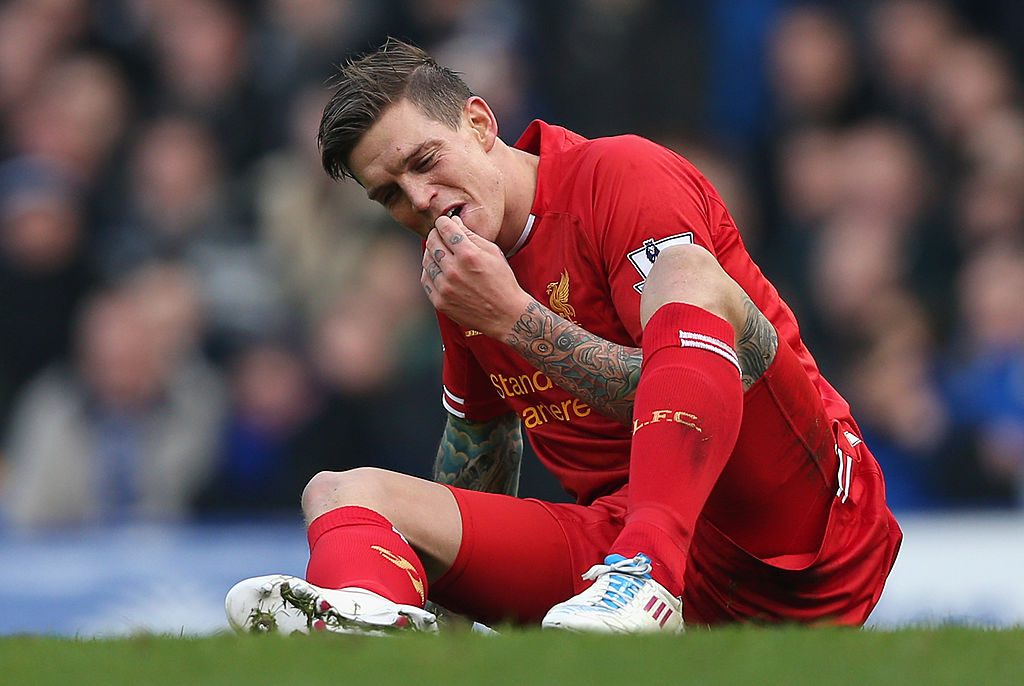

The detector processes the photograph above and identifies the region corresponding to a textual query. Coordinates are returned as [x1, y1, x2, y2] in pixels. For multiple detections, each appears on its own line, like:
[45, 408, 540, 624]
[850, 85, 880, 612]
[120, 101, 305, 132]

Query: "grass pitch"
[1, 627, 1021, 686]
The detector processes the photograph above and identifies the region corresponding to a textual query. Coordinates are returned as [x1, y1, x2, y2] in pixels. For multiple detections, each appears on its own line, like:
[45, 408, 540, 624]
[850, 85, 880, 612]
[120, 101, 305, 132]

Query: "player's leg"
[623, 244, 835, 565]
[544, 244, 751, 632]
[683, 344, 899, 625]
[300, 467, 463, 586]
[226, 467, 461, 634]
[428, 488, 623, 625]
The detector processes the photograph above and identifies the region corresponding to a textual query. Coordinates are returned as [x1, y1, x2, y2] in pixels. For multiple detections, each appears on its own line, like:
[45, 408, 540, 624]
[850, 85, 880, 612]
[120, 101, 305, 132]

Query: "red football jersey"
[438, 121, 855, 504]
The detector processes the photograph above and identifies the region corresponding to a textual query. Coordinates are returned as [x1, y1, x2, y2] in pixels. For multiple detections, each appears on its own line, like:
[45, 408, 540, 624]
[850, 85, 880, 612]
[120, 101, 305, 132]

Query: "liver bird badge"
[546, 270, 577, 322]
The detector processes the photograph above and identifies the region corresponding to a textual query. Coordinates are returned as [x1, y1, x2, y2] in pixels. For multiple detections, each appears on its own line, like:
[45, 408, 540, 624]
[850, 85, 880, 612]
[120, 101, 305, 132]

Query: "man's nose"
[405, 179, 434, 213]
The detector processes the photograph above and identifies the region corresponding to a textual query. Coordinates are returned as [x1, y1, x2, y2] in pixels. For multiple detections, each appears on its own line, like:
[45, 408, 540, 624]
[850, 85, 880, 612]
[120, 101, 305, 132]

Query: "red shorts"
[430, 340, 903, 626]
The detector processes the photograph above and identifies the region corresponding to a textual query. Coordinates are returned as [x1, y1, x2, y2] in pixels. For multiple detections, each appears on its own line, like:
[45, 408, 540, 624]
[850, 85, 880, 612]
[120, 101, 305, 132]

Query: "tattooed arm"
[736, 295, 778, 391]
[433, 411, 523, 496]
[503, 294, 778, 426]
[505, 300, 642, 426]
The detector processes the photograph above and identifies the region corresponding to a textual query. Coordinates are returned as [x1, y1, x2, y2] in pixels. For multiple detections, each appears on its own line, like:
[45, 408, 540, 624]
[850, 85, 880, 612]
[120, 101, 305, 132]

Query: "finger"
[421, 248, 440, 277]
[435, 215, 470, 248]
[423, 227, 444, 256]
[425, 261, 442, 282]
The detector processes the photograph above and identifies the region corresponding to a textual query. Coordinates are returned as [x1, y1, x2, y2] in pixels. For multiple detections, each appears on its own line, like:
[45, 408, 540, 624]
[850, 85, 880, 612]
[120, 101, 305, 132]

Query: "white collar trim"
[505, 214, 536, 258]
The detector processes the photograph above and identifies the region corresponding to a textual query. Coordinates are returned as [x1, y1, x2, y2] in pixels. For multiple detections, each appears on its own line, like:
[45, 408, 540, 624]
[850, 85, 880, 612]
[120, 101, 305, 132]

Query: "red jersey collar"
[513, 120, 588, 216]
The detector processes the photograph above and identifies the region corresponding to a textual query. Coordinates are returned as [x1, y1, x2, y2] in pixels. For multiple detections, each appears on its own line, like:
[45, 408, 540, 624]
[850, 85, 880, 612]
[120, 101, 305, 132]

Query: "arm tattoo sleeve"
[736, 295, 779, 392]
[433, 412, 523, 496]
[504, 300, 641, 426]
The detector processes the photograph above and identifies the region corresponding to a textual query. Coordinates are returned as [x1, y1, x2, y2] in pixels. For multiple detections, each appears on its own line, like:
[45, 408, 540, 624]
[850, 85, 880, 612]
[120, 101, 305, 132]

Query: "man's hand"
[421, 215, 532, 338]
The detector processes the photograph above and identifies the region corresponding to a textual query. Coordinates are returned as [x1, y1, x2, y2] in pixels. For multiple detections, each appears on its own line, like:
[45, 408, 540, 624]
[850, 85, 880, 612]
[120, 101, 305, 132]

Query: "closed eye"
[414, 154, 436, 172]
[374, 187, 397, 207]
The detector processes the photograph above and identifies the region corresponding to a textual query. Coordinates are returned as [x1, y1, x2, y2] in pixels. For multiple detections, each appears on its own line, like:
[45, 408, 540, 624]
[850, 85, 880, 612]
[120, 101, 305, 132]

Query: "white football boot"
[542, 554, 684, 633]
[225, 574, 438, 635]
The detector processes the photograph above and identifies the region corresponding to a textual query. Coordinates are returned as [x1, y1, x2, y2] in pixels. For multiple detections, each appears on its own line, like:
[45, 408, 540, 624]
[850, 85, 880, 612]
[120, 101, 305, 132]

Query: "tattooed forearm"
[433, 412, 522, 496]
[504, 297, 775, 421]
[736, 295, 778, 391]
[505, 300, 641, 425]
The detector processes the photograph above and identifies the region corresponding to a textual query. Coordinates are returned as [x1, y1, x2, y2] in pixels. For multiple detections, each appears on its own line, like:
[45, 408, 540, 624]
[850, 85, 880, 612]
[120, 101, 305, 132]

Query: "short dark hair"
[318, 38, 473, 181]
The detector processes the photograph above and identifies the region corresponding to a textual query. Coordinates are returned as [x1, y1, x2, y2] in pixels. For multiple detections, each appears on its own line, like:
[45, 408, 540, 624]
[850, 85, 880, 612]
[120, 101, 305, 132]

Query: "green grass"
[1, 627, 1022, 686]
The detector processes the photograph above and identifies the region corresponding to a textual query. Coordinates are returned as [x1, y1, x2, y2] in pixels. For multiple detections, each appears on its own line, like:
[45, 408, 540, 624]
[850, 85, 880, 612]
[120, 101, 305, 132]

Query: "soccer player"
[225, 39, 902, 634]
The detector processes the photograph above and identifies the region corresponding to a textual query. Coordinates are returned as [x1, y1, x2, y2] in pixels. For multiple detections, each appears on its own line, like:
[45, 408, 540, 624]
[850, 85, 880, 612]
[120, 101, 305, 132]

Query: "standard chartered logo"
[489, 370, 592, 429]
[519, 397, 592, 429]
[489, 370, 554, 398]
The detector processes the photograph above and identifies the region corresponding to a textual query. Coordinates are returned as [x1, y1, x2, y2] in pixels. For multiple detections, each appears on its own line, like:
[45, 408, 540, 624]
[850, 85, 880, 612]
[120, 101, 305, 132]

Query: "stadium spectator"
[251, 0, 385, 150]
[0, 3, 65, 121]
[194, 339, 323, 515]
[99, 114, 284, 355]
[844, 293, 959, 511]
[867, 0, 960, 118]
[1, 269, 226, 528]
[939, 245, 1024, 507]
[923, 37, 1017, 146]
[305, 237, 445, 478]
[0, 157, 97, 436]
[767, 5, 865, 128]
[146, 0, 265, 171]
[254, 86, 393, 323]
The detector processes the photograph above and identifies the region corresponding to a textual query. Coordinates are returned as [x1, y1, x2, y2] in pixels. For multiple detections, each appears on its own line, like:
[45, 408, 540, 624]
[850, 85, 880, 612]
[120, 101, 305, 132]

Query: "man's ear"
[464, 96, 498, 151]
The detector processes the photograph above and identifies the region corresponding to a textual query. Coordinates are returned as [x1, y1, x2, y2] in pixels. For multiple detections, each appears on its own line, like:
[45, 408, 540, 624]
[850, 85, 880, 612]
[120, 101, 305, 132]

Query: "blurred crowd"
[0, 0, 1021, 529]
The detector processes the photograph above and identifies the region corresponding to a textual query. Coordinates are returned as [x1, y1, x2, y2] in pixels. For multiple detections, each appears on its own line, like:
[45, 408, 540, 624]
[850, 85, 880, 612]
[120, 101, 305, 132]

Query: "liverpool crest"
[546, 270, 577, 322]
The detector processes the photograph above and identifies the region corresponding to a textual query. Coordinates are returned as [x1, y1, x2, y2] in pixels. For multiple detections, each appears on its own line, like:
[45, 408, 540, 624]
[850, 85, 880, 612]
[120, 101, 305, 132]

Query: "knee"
[301, 467, 392, 521]
[640, 244, 745, 334]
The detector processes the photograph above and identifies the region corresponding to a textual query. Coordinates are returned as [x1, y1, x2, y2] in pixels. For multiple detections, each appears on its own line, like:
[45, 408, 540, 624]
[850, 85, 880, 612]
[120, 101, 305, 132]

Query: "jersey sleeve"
[586, 136, 724, 342]
[436, 312, 510, 422]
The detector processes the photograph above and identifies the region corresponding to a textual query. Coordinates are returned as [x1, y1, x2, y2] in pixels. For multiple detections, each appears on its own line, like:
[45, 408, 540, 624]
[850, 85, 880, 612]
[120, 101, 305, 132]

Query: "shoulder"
[536, 130, 712, 225]
[566, 133, 667, 169]
[566, 135, 702, 193]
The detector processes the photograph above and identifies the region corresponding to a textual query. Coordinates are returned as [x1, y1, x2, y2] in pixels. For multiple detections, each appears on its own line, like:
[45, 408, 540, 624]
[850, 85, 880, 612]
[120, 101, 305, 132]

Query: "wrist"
[490, 292, 535, 340]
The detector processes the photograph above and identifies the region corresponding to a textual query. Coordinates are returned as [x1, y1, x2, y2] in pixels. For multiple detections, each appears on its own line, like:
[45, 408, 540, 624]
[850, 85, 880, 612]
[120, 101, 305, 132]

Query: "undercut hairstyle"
[318, 38, 473, 181]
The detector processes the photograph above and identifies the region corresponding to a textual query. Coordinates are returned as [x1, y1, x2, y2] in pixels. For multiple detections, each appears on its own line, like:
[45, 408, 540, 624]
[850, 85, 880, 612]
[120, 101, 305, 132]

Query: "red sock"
[611, 303, 743, 596]
[306, 506, 428, 607]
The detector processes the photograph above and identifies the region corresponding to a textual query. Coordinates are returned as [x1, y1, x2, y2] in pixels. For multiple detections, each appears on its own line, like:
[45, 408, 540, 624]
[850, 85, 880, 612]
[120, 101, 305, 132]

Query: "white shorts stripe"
[843, 455, 853, 503]
[835, 445, 853, 503]
[836, 445, 846, 500]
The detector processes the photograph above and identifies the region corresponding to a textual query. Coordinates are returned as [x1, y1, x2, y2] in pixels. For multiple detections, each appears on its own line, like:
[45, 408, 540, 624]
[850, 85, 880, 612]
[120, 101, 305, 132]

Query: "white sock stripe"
[678, 330, 737, 360]
[678, 339, 741, 373]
